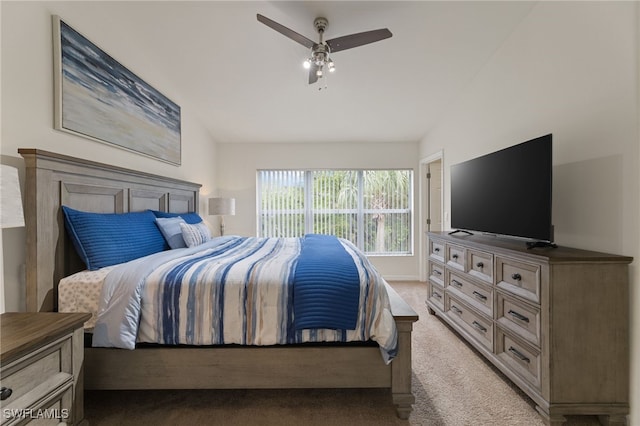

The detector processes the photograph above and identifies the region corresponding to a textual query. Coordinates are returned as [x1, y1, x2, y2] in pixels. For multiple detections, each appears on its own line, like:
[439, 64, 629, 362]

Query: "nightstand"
[1, 312, 91, 425]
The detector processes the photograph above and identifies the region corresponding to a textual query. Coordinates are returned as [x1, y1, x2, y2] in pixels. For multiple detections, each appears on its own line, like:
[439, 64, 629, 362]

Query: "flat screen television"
[450, 134, 553, 244]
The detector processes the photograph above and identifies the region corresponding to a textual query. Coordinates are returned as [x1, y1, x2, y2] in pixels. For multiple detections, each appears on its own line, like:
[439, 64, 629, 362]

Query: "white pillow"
[180, 222, 212, 247]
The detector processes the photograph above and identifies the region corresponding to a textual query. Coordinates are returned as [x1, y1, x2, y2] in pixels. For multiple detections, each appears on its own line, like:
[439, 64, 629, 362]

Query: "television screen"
[450, 134, 553, 242]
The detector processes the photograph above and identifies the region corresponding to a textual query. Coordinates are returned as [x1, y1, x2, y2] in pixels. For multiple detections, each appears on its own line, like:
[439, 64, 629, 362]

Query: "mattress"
[60, 236, 397, 363]
[58, 266, 114, 329]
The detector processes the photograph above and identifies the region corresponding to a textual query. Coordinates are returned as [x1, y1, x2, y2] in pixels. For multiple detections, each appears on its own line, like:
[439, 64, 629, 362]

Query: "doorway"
[426, 159, 442, 233]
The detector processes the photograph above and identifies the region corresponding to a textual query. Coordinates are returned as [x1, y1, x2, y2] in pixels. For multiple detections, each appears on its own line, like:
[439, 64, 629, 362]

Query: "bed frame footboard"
[85, 287, 417, 419]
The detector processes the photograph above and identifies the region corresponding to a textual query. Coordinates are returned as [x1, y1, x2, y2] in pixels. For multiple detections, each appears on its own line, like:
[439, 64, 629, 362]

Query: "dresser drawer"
[467, 249, 493, 284]
[447, 271, 493, 317]
[428, 282, 445, 312]
[428, 261, 445, 286]
[429, 239, 445, 263]
[0, 336, 72, 405]
[496, 256, 541, 303]
[446, 244, 466, 271]
[496, 329, 541, 390]
[496, 291, 541, 347]
[445, 295, 493, 351]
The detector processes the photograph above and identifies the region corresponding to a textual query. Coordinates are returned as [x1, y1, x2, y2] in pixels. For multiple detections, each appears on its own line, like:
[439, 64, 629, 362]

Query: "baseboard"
[384, 275, 420, 282]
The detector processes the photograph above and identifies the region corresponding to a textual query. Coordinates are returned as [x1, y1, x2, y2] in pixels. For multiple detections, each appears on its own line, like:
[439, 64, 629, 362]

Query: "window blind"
[257, 169, 412, 254]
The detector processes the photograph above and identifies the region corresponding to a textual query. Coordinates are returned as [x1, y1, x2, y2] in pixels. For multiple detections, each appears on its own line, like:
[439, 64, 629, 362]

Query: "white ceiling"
[87, 1, 536, 144]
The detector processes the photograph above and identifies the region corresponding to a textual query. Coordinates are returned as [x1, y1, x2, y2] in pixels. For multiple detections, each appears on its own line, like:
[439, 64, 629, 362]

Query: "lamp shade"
[208, 198, 235, 216]
[0, 165, 25, 228]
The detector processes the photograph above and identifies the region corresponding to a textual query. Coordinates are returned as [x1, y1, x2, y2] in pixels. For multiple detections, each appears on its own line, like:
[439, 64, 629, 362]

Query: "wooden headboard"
[19, 149, 202, 312]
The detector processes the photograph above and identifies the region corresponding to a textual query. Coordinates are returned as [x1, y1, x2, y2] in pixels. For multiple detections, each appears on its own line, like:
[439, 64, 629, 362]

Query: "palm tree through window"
[257, 169, 412, 255]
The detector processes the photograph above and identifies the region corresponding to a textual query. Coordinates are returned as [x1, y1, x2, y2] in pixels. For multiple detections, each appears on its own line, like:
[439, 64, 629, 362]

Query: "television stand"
[526, 241, 558, 249]
[448, 229, 473, 236]
[426, 231, 632, 425]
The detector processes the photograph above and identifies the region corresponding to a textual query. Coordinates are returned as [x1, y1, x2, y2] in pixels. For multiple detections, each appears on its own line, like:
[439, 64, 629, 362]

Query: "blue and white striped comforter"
[92, 236, 398, 363]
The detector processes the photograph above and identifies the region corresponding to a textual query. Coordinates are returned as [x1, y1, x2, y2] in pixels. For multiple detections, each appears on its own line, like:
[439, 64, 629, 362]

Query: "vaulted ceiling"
[70, 1, 536, 144]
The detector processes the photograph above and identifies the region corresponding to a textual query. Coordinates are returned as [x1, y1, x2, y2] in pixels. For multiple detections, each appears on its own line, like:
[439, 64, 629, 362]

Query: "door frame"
[419, 151, 444, 282]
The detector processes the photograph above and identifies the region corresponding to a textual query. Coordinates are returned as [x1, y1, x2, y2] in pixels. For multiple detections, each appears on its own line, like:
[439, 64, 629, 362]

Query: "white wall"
[419, 2, 639, 423]
[0, 2, 219, 311]
[216, 141, 420, 279]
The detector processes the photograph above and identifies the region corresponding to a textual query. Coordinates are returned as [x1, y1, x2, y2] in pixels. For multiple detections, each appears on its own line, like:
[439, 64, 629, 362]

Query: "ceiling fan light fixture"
[257, 14, 392, 86]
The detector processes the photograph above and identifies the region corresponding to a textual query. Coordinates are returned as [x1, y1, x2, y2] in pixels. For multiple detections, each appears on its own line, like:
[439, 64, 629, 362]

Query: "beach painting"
[53, 16, 181, 165]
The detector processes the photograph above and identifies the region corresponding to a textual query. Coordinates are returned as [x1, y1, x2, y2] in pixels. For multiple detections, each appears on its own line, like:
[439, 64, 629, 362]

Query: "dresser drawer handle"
[473, 291, 487, 301]
[508, 309, 530, 323]
[476, 262, 484, 268]
[0, 387, 12, 401]
[451, 305, 463, 315]
[511, 273, 522, 281]
[432, 269, 442, 276]
[432, 291, 442, 299]
[452, 254, 459, 260]
[508, 346, 531, 363]
[472, 321, 487, 333]
[451, 279, 463, 288]
[434, 247, 441, 253]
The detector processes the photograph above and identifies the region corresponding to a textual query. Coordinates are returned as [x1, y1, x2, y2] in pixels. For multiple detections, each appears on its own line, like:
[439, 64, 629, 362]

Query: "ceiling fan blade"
[257, 14, 315, 49]
[326, 28, 392, 53]
[308, 64, 319, 84]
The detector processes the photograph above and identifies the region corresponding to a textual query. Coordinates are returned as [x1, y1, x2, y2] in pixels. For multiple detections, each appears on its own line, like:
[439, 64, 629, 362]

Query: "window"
[257, 169, 412, 255]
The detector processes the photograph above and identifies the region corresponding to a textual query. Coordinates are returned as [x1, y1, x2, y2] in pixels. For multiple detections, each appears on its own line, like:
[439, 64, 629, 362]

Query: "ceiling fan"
[257, 14, 392, 85]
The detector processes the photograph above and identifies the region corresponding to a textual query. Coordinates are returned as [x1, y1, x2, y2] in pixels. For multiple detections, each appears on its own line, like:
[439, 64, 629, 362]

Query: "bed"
[19, 148, 418, 421]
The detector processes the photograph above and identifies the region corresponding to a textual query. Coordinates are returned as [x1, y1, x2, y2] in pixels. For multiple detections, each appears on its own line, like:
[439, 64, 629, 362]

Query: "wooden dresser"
[0, 312, 90, 426]
[426, 231, 632, 425]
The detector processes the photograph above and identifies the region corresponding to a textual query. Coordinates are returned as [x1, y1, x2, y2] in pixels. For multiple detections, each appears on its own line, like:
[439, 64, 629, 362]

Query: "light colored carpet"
[84, 281, 602, 425]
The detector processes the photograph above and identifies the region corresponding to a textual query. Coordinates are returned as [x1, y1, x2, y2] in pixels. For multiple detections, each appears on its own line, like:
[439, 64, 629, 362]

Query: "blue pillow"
[62, 206, 167, 270]
[155, 217, 187, 249]
[149, 210, 203, 224]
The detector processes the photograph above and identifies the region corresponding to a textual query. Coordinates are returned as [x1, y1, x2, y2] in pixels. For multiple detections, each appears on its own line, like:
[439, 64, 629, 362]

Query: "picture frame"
[52, 15, 181, 165]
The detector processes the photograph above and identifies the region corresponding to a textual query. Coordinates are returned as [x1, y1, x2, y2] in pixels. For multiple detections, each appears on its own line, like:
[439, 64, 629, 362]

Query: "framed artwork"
[52, 15, 181, 165]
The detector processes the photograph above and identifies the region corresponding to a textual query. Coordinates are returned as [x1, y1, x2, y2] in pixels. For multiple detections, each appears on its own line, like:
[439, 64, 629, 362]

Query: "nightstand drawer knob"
[0, 387, 12, 401]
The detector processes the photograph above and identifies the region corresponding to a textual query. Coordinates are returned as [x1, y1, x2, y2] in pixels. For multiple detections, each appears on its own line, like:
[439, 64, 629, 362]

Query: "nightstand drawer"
[496, 256, 541, 303]
[1, 336, 72, 405]
[1, 373, 73, 426]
